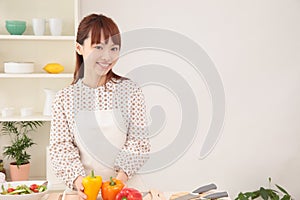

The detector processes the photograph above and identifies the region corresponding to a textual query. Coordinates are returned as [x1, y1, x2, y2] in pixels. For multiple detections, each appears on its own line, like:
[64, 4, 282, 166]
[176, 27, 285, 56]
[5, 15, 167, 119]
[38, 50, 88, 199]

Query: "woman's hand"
[116, 170, 128, 186]
[74, 175, 87, 200]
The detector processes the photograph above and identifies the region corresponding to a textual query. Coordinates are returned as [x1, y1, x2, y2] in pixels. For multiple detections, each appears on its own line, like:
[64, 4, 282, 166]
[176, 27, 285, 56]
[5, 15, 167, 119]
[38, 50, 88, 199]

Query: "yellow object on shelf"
[43, 63, 64, 74]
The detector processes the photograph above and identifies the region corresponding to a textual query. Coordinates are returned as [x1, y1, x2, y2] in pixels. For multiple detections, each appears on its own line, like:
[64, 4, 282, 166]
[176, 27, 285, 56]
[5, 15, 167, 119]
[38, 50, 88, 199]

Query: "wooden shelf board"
[0, 113, 51, 122]
[0, 73, 73, 78]
[0, 35, 75, 41]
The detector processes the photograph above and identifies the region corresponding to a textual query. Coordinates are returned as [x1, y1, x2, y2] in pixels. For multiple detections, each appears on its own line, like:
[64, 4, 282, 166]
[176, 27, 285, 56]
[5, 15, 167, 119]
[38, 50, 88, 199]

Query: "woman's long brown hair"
[72, 14, 122, 84]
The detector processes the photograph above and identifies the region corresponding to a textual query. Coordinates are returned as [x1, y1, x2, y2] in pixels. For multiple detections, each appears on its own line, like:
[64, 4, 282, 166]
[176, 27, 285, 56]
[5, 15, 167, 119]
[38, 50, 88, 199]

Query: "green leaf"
[281, 194, 291, 200]
[234, 178, 293, 200]
[259, 187, 269, 200]
[267, 188, 279, 200]
[251, 190, 260, 199]
[0, 121, 43, 167]
[242, 192, 252, 198]
[275, 184, 289, 195]
[235, 193, 249, 200]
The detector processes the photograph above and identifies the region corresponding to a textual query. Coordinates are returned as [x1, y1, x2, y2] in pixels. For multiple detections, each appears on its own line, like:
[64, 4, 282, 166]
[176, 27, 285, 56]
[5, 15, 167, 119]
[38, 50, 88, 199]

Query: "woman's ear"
[76, 42, 83, 55]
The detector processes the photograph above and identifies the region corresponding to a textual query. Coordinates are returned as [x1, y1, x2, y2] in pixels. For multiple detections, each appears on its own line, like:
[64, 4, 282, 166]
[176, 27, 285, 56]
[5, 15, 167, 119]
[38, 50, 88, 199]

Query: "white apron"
[74, 109, 147, 192]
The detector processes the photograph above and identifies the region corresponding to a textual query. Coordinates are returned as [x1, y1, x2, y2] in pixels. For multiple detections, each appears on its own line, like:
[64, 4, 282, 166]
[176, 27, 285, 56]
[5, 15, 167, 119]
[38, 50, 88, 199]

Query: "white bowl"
[4, 62, 34, 74]
[0, 180, 48, 200]
[20, 107, 34, 117]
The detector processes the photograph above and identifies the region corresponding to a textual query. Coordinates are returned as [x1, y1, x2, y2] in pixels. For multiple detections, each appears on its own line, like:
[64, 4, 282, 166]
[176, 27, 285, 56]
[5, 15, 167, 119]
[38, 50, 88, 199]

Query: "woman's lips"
[96, 62, 110, 70]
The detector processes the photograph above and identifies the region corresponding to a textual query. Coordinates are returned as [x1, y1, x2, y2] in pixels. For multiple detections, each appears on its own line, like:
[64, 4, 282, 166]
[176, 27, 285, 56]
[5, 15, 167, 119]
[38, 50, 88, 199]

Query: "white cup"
[49, 18, 62, 36]
[1, 107, 15, 117]
[0, 172, 5, 183]
[32, 18, 45, 36]
[20, 107, 33, 117]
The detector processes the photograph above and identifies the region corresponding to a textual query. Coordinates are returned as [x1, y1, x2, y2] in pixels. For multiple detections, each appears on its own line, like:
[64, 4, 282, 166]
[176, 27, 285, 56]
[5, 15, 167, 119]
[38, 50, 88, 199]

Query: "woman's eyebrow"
[95, 42, 119, 47]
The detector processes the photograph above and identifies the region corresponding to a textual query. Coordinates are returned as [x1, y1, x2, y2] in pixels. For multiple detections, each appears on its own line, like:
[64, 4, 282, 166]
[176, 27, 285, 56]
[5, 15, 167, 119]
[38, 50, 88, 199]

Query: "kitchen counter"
[45, 191, 171, 200]
[45, 192, 77, 200]
[45, 191, 231, 200]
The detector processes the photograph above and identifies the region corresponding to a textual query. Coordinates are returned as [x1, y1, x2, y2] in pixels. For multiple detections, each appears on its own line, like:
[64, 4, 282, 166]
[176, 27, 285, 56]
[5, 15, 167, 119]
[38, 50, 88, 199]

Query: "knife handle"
[192, 183, 217, 194]
[203, 191, 229, 199]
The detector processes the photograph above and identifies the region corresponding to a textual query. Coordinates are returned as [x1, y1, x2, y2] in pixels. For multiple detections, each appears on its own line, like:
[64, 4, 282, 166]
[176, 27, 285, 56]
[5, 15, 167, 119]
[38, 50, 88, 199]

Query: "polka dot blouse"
[49, 78, 150, 189]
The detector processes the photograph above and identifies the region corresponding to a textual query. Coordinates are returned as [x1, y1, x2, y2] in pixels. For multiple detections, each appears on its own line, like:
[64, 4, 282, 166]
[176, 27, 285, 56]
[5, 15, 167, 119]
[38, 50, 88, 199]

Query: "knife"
[192, 183, 217, 194]
[202, 191, 229, 199]
[172, 193, 200, 200]
[173, 183, 218, 200]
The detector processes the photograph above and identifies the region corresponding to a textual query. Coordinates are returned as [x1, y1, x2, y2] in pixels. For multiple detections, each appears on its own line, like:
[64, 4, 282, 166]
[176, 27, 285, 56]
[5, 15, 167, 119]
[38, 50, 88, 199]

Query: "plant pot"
[9, 162, 30, 181]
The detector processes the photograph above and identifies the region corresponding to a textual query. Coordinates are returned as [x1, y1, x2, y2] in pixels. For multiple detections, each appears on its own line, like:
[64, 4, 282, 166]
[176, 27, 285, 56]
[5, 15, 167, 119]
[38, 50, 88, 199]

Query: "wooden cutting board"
[46, 193, 78, 200]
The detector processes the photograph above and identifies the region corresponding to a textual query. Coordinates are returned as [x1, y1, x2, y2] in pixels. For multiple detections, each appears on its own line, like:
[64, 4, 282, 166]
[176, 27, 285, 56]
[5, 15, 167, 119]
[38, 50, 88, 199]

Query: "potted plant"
[235, 177, 294, 200]
[0, 121, 43, 181]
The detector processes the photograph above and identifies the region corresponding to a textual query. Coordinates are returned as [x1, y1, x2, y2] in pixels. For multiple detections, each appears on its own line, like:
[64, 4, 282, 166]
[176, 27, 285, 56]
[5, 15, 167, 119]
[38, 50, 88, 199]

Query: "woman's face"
[77, 31, 120, 82]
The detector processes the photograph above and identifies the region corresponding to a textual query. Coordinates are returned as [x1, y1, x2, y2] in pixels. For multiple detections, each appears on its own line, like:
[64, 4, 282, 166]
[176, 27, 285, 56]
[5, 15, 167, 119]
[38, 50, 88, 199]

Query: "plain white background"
[79, 0, 300, 199]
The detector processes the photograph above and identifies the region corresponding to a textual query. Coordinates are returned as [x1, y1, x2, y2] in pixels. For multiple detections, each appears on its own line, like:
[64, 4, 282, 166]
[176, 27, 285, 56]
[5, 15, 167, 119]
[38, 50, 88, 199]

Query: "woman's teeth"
[97, 62, 110, 68]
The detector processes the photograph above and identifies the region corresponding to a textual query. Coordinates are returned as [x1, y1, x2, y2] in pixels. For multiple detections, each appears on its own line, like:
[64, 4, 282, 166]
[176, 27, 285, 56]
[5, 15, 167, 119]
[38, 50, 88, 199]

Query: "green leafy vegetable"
[0, 183, 47, 195]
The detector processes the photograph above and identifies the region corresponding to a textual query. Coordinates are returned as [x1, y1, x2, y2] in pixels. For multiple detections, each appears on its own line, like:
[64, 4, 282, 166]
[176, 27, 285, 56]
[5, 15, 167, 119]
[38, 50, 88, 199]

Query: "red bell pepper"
[116, 188, 142, 200]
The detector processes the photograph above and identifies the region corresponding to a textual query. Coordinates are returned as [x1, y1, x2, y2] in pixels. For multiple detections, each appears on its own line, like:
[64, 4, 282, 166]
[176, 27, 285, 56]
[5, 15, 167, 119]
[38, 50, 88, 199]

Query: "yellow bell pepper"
[82, 170, 102, 200]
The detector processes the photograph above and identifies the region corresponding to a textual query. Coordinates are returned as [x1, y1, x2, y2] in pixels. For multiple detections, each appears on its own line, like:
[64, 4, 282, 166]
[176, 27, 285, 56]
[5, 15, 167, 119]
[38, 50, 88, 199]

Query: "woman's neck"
[82, 75, 106, 88]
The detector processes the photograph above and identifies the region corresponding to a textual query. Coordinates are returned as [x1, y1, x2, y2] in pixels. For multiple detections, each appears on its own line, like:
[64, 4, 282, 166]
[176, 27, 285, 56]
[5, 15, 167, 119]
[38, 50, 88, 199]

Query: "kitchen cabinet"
[0, 0, 79, 122]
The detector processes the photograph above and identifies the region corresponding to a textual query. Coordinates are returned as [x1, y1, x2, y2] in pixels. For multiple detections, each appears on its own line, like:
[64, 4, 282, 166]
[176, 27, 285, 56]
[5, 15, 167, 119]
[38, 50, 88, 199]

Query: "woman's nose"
[101, 49, 111, 61]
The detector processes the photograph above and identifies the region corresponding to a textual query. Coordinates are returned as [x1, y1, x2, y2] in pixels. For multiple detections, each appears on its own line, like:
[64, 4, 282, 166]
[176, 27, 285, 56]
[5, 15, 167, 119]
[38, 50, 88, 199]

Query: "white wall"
[80, 0, 300, 199]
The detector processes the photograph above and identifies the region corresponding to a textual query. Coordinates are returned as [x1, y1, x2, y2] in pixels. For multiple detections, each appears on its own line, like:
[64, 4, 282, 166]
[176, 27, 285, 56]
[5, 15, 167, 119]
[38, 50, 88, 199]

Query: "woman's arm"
[114, 82, 150, 180]
[116, 170, 129, 183]
[49, 89, 86, 189]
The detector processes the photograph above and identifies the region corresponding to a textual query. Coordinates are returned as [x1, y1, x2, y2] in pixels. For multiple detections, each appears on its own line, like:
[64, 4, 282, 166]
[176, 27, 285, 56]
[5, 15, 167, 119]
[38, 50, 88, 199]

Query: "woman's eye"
[111, 47, 119, 51]
[95, 46, 103, 50]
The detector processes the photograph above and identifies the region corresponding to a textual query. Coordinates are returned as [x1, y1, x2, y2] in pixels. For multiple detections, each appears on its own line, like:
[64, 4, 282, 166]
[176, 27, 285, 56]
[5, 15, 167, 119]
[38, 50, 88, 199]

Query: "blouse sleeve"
[49, 89, 86, 189]
[114, 83, 150, 178]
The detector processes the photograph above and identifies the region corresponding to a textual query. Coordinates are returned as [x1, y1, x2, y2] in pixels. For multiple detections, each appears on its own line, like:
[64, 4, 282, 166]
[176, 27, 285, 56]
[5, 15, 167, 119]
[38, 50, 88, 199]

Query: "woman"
[49, 13, 150, 199]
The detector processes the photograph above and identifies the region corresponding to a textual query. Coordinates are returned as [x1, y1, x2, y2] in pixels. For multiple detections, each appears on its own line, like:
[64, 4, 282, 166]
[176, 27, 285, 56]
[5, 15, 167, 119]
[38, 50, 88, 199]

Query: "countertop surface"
[45, 191, 232, 200]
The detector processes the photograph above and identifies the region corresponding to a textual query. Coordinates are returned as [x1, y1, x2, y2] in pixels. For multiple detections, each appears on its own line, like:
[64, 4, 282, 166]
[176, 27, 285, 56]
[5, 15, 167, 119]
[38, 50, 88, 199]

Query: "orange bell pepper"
[82, 170, 102, 200]
[101, 177, 125, 200]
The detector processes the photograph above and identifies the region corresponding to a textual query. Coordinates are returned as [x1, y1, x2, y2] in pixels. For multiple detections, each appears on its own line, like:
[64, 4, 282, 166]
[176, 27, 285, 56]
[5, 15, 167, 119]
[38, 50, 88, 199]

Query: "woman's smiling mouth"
[96, 62, 110, 70]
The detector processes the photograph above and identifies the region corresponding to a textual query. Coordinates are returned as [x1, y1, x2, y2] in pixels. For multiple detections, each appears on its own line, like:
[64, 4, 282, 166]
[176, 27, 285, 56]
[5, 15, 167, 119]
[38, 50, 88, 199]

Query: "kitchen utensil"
[49, 18, 62, 36]
[1, 107, 15, 117]
[43, 88, 57, 116]
[143, 190, 167, 200]
[172, 193, 200, 200]
[32, 18, 45, 36]
[202, 191, 229, 199]
[192, 183, 217, 193]
[6, 20, 26, 35]
[4, 62, 34, 74]
[20, 107, 33, 117]
[172, 183, 218, 200]
[42, 181, 48, 187]
[0, 180, 48, 200]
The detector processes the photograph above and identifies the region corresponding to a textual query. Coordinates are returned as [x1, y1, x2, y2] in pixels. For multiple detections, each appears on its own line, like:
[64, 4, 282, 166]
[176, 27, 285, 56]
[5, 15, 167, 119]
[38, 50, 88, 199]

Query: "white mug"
[32, 18, 45, 36]
[0, 172, 5, 183]
[1, 107, 15, 117]
[49, 18, 62, 36]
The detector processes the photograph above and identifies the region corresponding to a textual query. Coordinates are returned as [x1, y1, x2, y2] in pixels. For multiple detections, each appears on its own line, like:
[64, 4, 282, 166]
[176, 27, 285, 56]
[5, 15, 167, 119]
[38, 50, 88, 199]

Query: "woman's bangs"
[90, 21, 121, 46]
[90, 22, 103, 44]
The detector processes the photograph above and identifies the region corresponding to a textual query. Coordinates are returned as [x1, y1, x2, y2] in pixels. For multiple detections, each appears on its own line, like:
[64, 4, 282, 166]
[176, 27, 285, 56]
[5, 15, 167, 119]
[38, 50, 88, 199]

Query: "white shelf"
[0, 35, 75, 41]
[0, 73, 73, 78]
[0, 113, 51, 122]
